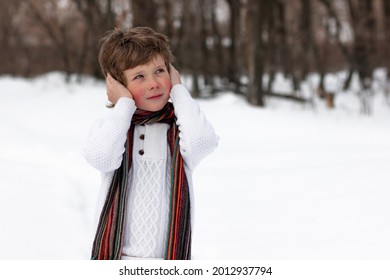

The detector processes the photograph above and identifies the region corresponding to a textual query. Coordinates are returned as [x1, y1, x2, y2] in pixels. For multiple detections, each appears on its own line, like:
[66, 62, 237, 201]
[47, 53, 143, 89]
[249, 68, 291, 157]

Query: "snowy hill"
[0, 72, 389, 259]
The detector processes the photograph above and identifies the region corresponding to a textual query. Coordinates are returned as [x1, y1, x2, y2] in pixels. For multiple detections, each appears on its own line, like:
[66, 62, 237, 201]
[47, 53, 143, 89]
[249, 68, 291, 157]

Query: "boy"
[84, 27, 218, 260]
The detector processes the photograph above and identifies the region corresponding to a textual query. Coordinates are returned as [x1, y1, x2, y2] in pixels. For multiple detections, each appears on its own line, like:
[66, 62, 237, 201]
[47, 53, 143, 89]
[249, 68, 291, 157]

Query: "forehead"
[126, 55, 166, 73]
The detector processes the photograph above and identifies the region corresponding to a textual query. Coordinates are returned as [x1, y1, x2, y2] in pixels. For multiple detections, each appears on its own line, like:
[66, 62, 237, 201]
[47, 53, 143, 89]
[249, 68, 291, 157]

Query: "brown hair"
[98, 27, 174, 86]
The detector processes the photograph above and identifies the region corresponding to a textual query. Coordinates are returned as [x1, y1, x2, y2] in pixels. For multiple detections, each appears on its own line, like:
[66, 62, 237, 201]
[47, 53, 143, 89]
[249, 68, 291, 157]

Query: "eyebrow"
[128, 63, 166, 76]
[131, 70, 143, 76]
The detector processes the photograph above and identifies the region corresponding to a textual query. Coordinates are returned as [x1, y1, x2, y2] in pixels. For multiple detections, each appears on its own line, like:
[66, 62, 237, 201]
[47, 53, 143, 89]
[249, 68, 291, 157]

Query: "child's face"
[123, 55, 171, 112]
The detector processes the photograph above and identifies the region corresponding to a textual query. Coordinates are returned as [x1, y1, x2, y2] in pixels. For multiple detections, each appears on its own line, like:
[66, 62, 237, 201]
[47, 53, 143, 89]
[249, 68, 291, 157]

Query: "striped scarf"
[91, 102, 191, 260]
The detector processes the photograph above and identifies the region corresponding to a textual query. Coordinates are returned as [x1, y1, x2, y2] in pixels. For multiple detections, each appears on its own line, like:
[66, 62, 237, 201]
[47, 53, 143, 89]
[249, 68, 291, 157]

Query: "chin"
[143, 103, 167, 112]
[154, 104, 167, 112]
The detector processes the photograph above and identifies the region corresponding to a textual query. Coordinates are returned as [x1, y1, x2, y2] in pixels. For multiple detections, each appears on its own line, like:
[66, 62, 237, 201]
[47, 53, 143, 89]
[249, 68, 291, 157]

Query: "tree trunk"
[131, 0, 158, 29]
[226, 0, 241, 92]
[246, 0, 265, 106]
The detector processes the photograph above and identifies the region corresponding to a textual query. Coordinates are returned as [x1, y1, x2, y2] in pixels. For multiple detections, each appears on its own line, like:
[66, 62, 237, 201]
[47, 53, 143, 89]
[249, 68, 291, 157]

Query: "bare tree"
[226, 0, 242, 92]
[0, 0, 23, 75]
[2, 0, 389, 113]
[131, 0, 158, 29]
[246, 0, 266, 106]
[22, 0, 74, 79]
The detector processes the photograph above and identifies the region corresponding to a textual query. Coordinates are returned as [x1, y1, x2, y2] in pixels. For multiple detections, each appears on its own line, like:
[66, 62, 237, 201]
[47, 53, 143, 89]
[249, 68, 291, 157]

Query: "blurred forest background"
[1, 0, 390, 112]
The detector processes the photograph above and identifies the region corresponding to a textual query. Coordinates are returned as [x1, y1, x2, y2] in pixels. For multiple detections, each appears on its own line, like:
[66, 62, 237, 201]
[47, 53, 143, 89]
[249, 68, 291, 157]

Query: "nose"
[147, 76, 159, 90]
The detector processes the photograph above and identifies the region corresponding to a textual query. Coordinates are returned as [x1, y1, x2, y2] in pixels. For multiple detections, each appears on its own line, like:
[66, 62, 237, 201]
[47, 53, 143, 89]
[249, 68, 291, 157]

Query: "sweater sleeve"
[169, 84, 219, 171]
[83, 97, 136, 173]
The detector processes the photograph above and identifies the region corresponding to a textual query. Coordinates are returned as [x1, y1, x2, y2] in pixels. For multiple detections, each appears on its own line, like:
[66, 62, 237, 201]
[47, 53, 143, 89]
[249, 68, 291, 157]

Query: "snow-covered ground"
[0, 72, 389, 260]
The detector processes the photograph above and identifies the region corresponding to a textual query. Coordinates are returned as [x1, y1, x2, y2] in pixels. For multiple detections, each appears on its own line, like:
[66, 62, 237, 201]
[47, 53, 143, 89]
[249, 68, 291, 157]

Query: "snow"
[0, 72, 389, 260]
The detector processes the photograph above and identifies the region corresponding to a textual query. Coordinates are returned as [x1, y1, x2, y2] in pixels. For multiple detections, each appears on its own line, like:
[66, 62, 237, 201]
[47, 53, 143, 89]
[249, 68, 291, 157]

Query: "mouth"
[147, 93, 164, 100]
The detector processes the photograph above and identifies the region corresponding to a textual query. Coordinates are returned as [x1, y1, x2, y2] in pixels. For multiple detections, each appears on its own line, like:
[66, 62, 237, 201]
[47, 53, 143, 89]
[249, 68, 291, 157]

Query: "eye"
[155, 68, 165, 74]
[133, 74, 144, 80]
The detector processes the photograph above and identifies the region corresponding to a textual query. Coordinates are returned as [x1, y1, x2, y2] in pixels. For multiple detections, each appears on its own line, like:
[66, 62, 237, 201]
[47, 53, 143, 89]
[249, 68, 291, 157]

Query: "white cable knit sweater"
[84, 84, 218, 259]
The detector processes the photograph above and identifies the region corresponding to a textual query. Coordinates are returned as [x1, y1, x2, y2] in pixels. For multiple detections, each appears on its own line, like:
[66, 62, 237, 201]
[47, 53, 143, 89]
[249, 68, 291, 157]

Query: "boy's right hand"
[106, 73, 133, 105]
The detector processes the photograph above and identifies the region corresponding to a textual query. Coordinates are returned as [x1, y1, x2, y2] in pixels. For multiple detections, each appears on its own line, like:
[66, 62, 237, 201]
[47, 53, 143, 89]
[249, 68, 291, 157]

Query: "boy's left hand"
[170, 64, 182, 86]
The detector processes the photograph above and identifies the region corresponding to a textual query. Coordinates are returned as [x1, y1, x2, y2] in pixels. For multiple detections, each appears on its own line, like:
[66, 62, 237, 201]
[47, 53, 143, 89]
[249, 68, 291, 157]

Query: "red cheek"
[162, 78, 172, 92]
[129, 86, 143, 99]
